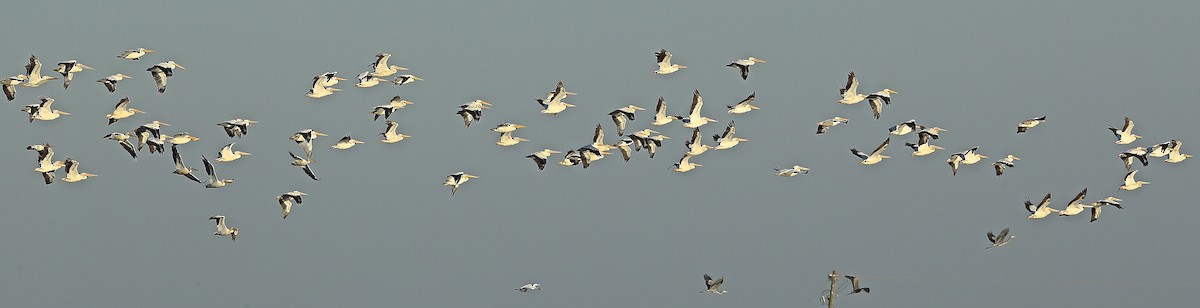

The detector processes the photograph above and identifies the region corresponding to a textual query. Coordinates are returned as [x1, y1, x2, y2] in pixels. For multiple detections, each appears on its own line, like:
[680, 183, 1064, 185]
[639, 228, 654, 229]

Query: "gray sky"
[2, 1, 1198, 307]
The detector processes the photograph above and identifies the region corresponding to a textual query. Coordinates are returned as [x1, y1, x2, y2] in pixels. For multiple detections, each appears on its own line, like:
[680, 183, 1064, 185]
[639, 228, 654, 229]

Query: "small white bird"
[526, 149, 562, 170]
[380, 121, 411, 143]
[369, 52, 408, 77]
[354, 71, 389, 88]
[838, 72, 866, 105]
[103, 132, 138, 159]
[444, 172, 479, 195]
[651, 97, 674, 126]
[53, 60, 94, 89]
[986, 228, 1013, 249]
[712, 120, 748, 150]
[1059, 188, 1092, 217]
[392, 74, 423, 85]
[701, 274, 727, 294]
[22, 55, 58, 87]
[331, 135, 365, 150]
[97, 74, 132, 93]
[673, 90, 717, 128]
[775, 165, 810, 177]
[1107, 117, 1141, 145]
[726, 93, 759, 114]
[147, 61, 185, 93]
[1017, 116, 1046, 133]
[1025, 193, 1059, 219]
[816, 117, 850, 135]
[851, 138, 891, 165]
[672, 154, 702, 172]
[209, 215, 239, 241]
[215, 143, 251, 162]
[171, 145, 202, 183]
[202, 156, 234, 188]
[1118, 170, 1148, 191]
[61, 158, 97, 183]
[118, 48, 155, 61]
[516, 283, 542, 292]
[993, 155, 1020, 176]
[289, 152, 320, 181]
[609, 105, 646, 135]
[654, 49, 687, 74]
[727, 56, 765, 80]
[277, 191, 307, 220]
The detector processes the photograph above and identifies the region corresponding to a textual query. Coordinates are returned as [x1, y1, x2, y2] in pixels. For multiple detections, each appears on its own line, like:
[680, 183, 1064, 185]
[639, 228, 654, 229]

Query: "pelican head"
[140, 48, 156, 53]
[748, 57, 765, 63]
[151, 120, 171, 126]
[881, 89, 897, 94]
[167, 61, 185, 69]
[229, 228, 239, 241]
[1006, 155, 1020, 161]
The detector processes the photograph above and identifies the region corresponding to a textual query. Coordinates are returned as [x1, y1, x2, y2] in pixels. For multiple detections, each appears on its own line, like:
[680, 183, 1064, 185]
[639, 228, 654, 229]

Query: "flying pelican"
[672, 154, 702, 172]
[277, 191, 307, 220]
[457, 100, 491, 128]
[372, 97, 415, 121]
[627, 129, 657, 151]
[24, 96, 71, 122]
[905, 131, 944, 156]
[654, 49, 687, 74]
[558, 150, 583, 167]
[816, 117, 850, 135]
[331, 135, 365, 150]
[920, 127, 948, 140]
[701, 274, 727, 294]
[392, 74, 423, 85]
[1107, 117, 1141, 144]
[576, 145, 611, 169]
[993, 155, 1020, 176]
[1165, 140, 1192, 163]
[590, 124, 616, 152]
[685, 128, 713, 156]
[845, 275, 871, 294]
[97, 74, 132, 93]
[947, 152, 965, 176]
[1089, 197, 1123, 223]
[727, 56, 765, 80]
[651, 97, 674, 126]
[851, 138, 891, 165]
[838, 72, 866, 105]
[202, 156, 234, 188]
[1118, 170, 1148, 191]
[615, 138, 634, 161]
[305, 75, 340, 98]
[27, 143, 54, 164]
[3, 75, 24, 100]
[215, 143, 251, 162]
[291, 129, 327, 159]
[163, 132, 200, 145]
[491, 122, 526, 134]
[712, 120, 747, 150]
[644, 134, 669, 159]
[171, 145, 202, 183]
[947, 147, 987, 175]
[866, 89, 897, 119]
[289, 152, 320, 181]
[61, 158, 97, 183]
[381, 121, 411, 143]
[354, 71, 389, 88]
[1119, 146, 1149, 171]
[103, 132, 138, 159]
[1025, 193, 1059, 219]
[34, 152, 65, 185]
[146, 136, 166, 155]
[444, 172, 479, 195]
[888, 119, 922, 136]
[147, 61, 184, 93]
[536, 82, 576, 116]
[22, 55, 58, 87]
[316, 72, 346, 87]
[369, 53, 408, 77]
[118, 48, 155, 60]
[775, 165, 811, 177]
[1058, 188, 1090, 216]
[496, 131, 528, 147]
[1017, 116, 1046, 133]
[516, 283, 542, 292]
[726, 93, 759, 114]
[209, 215, 238, 241]
[609, 105, 645, 135]
[526, 149, 561, 170]
[218, 119, 257, 138]
[53, 60, 93, 89]
[986, 228, 1013, 249]
[1148, 140, 1174, 158]
[673, 90, 717, 128]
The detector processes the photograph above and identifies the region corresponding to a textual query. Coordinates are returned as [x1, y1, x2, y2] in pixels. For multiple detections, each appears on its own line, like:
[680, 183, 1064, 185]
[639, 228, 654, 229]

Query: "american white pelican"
[959, 147, 988, 164]
[1119, 146, 1149, 171]
[645, 134, 669, 159]
[516, 283, 542, 292]
[816, 117, 850, 135]
[627, 129, 657, 150]
[491, 122, 526, 133]
[372, 96, 414, 121]
[1017, 116, 1046, 133]
[577, 145, 611, 169]
[845, 275, 871, 294]
[609, 105, 645, 135]
[381, 120, 411, 143]
[558, 150, 583, 167]
[277, 191, 307, 220]
[118, 48, 155, 61]
[369, 53, 408, 77]
[726, 93, 759, 114]
[851, 138, 891, 165]
[22, 55, 58, 87]
[215, 143, 251, 162]
[615, 138, 634, 161]
[146, 136, 166, 155]
[202, 156, 234, 188]
[53, 60, 93, 89]
[712, 120, 747, 150]
[1107, 117, 1141, 144]
[171, 145, 202, 183]
[672, 154, 701, 172]
[34, 151, 65, 184]
[457, 100, 491, 128]
[654, 49, 687, 75]
[291, 129, 327, 159]
[920, 127, 947, 140]
[209, 215, 238, 241]
[289, 152, 320, 181]
[61, 158, 97, 183]
[1148, 140, 1174, 157]
[496, 131, 528, 147]
[993, 155, 1019, 176]
[905, 131, 945, 156]
[24, 96, 70, 122]
[590, 124, 616, 152]
[701, 274, 727, 294]
[685, 128, 713, 156]
[986, 228, 1013, 249]
[536, 82, 576, 116]
[147, 61, 184, 93]
[838, 72, 866, 105]
[3, 75, 24, 100]
[727, 56, 765, 80]
[526, 149, 561, 170]
[1025, 193, 1059, 219]
[1118, 170, 1148, 191]
[305, 75, 340, 98]
[331, 135, 365, 150]
[97, 74, 132, 93]
[317, 72, 346, 87]
[1089, 197, 1123, 223]
[103, 132, 137, 159]
[651, 97, 674, 126]
[775, 165, 810, 177]
[444, 172, 479, 195]
[27, 143, 54, 166]
[1058, 188, 1090, 216]
[218, 119, 257, 138]
[392, 74, 423, 85]
[354, 71, 389, 88]
[866, 89, 896, 119]
[947, 153, 965, 176]
[673, 90, 717, 128]
[163, 132, 200, 145]
[1165, 140, 1192, 163]
[889, 119, 922, 136]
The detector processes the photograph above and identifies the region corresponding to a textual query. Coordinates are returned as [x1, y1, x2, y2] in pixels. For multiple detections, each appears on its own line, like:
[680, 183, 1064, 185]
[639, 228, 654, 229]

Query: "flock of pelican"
[6, 44, 1190, 297]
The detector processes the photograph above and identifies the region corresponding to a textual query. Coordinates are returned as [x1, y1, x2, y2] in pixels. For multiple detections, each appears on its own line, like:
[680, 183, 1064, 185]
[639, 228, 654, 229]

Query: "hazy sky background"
[2, 1, 1198, 307]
